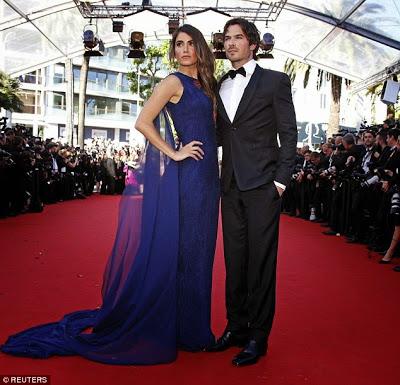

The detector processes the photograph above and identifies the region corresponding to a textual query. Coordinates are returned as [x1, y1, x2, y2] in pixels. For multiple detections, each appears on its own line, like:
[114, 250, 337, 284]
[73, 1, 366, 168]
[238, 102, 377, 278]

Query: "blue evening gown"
[0, 72, 220, 365]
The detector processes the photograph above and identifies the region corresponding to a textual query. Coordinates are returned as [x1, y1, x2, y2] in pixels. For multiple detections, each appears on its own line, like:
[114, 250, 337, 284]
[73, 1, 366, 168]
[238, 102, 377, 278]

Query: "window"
[121, 74, 130, 92]
[58, 125, 66, 138]
[97, 71, 107, 87]
[54, 64, 65, 84]
[122, 100, 137, 115]
[87, 70, 97, 83]
[19, 91, 40, 114]
[92, 129, 108, 139]
[107, 72, 117, 90]
[19, 71, 40, 84]
[52, 92, 65, 109]
[75, 96, 118, 115]
[73, 67, 80, 80]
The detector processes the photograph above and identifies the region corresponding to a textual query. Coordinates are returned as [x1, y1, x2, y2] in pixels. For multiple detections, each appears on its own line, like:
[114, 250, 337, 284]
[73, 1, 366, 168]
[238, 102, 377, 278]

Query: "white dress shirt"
[219, 59, 286, 191]
[51, 154, 58, 174]
[361, 146, 373, 173]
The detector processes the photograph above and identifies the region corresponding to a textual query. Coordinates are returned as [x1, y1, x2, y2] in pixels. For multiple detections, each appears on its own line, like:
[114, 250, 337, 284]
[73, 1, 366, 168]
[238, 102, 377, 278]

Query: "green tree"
[0, 70, 23, 112]
[127, 41, 173, 102]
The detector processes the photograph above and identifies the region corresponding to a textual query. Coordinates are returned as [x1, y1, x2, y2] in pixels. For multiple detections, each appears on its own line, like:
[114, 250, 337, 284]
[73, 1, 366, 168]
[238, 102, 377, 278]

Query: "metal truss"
[73, 1, 287, 22]
[350, 59, 400, 93]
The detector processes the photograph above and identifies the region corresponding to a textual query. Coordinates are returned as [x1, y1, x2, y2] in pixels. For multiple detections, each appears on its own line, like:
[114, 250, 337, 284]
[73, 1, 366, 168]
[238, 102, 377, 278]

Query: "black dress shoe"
[205, 331, 248, 352]
[232, 340, 267, 367]
[393, 265, 400, 272]
[379, 259, 392, 264]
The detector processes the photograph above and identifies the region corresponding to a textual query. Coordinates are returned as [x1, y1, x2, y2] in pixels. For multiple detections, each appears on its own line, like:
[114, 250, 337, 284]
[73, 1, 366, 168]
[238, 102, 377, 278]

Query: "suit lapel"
[232, 64, 263, 124]
[217, 77, 231, 123]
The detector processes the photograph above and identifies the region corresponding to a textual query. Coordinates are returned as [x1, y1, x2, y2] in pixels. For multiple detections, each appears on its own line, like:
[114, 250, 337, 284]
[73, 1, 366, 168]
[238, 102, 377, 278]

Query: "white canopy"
[1, 0, 399, 83]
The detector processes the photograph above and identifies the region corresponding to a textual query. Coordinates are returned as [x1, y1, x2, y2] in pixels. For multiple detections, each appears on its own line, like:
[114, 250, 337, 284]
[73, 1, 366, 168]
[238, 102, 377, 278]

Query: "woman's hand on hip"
[173, 141, 204, 161]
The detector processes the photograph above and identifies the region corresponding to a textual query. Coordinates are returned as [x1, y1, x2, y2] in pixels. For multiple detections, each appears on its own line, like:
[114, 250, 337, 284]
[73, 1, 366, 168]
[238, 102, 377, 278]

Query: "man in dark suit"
[207, 18, 297, 366]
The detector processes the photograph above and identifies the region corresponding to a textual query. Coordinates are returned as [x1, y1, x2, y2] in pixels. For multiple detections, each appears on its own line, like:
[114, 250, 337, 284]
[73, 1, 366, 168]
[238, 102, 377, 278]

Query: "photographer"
[346, 130, 380, 243]
[6, 135, 27, 216]
[58, 148, 80, 200]
[41, 142, 63, 204]
[307, 151, 325, 221]
[100, 151, 116, 195]
[282, 148, 304, 216]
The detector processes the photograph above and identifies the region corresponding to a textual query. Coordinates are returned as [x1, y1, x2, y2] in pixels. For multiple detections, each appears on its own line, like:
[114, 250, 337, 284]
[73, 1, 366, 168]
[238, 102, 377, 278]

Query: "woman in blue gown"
[0, 25, 219, 365]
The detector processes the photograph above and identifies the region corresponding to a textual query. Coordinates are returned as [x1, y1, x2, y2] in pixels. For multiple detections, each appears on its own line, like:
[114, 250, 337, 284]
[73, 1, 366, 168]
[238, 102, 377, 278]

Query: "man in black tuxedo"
[207, 18, 297, 366]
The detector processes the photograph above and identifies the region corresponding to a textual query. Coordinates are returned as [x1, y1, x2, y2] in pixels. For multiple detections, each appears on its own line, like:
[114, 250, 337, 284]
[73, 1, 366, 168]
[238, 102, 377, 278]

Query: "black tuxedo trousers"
[222, 176, 281, 342]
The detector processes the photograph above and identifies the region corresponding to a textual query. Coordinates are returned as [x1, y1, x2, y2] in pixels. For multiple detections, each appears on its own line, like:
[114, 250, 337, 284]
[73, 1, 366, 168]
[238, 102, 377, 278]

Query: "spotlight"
[212, 32, 226, 59]
[258, 32, 274, 59]
[113, 20, 124, 33]
[128, 31, 145, 58]
[168, 14, 180, 35]
[83, 24, 103, 57]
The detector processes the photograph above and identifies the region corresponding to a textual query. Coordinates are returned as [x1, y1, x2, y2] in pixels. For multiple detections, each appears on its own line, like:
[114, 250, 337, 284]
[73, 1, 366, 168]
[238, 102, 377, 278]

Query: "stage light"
[212, 32, 226, 59]
[83, 24, 104, 57]
[128, 31, 145, 58]
[113, 20, 124, 33]
[142, 0, 152, 6]
[258, 32, 274, 59]
[168, 14, 180, 35]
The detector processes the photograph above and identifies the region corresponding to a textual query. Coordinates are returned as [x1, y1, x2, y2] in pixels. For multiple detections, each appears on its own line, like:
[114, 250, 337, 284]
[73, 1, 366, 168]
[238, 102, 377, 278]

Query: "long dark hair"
[169, 24, 216, 105]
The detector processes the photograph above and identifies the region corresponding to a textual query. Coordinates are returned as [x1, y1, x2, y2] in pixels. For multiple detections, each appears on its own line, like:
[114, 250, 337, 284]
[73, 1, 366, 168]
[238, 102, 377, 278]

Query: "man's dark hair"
[363, 129, 376, 138]
[377, 129, 388, 144]
[342, 133, 355, 145]
[388, 128, 400, 141]
[223, 18, 260, 60]
[46, 142, 58, 150]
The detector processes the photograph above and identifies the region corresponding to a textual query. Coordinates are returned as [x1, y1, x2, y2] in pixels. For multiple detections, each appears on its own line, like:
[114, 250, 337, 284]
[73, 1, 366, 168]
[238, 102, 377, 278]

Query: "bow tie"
[227, 67, 246, 79]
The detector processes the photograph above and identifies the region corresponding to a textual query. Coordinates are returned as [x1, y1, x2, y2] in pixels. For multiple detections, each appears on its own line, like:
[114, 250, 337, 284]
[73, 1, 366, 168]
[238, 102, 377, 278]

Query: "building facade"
[11, 46, 143, 144]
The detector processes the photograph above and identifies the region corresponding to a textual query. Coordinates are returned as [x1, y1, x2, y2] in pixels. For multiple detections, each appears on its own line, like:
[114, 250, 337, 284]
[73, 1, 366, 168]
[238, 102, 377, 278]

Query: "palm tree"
[365, 83, 383, 124]
[284, 58, 311, 89]
[0, 70, 23, 112]
[284, 58, 346, 138]
[77, 55, 90, 148]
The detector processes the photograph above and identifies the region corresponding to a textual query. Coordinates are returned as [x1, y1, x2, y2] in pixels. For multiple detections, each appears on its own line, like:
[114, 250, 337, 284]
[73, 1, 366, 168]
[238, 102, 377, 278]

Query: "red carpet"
[0, 195, 399, 385]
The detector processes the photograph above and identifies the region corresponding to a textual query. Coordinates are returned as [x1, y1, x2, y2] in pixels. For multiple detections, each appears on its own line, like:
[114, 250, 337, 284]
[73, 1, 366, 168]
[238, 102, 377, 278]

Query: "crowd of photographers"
[282, 118, 400, 272]
[0, 123, 142, 219]
[2, 117, 400, 272]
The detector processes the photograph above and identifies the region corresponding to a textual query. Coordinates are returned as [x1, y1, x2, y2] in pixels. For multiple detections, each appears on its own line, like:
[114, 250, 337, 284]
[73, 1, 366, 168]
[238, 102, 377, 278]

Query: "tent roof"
[1, 0, 399, 85]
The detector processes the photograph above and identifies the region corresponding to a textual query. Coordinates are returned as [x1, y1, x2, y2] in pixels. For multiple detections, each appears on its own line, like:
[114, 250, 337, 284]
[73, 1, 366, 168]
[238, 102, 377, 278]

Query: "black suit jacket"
[216, 65, 297, 193]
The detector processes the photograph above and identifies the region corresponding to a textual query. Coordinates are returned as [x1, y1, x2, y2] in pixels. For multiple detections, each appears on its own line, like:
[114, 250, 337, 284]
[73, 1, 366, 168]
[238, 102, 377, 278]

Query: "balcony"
[73, 106, 136, 121]
[19, 74, 42, 85]
[89, 55, 131, 71]
[73, 79, 132, 97]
